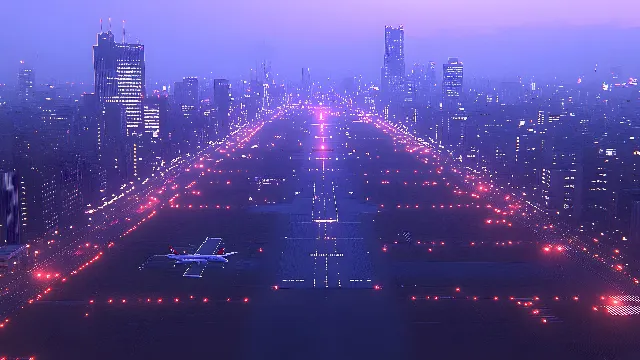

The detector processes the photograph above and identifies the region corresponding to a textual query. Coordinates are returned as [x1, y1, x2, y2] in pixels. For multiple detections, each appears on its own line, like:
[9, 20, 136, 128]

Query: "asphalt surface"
[1, 109, 640, 359]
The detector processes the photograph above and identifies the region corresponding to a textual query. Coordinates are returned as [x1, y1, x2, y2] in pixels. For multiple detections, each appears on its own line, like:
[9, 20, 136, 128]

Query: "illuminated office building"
[17, 62, 34, 104]
[213, 79, 231, 136]
[93, 29, 146, 137]
[426, 61, 437, 105]
[174, 77, 199, 109]
[0, 171, 21, 245]
[381, 25, 405, 105]
[442, 58, 463, 109]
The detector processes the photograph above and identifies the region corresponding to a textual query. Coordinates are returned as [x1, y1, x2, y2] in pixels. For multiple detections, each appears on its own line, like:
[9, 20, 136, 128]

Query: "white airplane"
[161, 237, 237, 277]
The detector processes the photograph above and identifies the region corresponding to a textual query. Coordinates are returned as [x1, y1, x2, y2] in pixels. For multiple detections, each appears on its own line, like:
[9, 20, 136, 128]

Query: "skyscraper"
[143, 95, 168, 139]
[174, 77, 199, 110]
[426, 61, 437, 105]
[247, 79, 264, 123]
[301, 68, 312, 100]
[0, 171, 21, 245]
[17, 61, 34, 104]
[409, 63, 433, 105]
[213, 79, 231, 137]
[93, 29, 146, 137]
[442, 58, 463, 109]
[381, 25, 405, 104]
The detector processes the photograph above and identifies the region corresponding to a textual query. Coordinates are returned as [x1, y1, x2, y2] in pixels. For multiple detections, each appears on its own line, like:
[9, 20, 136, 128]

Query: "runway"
[1, 109, 639, 359]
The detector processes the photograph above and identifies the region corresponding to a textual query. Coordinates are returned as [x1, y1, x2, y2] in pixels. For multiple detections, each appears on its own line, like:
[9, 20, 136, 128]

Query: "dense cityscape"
[0, 17, 639, 359]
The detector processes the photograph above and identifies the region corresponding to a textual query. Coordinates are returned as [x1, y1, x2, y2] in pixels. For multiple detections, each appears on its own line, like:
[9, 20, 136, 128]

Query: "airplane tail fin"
[216, 247, 225, 255]
[169, 246, 179, 255]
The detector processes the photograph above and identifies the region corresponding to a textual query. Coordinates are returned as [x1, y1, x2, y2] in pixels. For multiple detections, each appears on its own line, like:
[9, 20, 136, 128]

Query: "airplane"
[149, 237, 237, 278]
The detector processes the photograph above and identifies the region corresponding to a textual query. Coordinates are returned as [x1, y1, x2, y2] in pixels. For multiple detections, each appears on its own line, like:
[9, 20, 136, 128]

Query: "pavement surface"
[1, 109, 639, 359]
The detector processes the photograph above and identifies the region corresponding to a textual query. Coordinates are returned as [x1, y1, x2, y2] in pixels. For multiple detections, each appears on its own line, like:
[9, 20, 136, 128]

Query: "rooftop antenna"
[100, 18, 103, 32]
[108, 17, 112, 32]
[122, 20, 126, 44]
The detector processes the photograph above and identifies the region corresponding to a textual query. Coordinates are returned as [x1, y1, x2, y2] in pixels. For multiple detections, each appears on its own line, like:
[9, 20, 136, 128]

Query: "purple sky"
[1, 0, 639, 84]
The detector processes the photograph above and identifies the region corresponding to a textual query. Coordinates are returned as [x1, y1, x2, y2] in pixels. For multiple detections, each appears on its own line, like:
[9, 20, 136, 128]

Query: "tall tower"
[0, 171, 21, 245]
[409, 63, 428, 105]
[301, 68, 311, 100]
[174, 77, 199, 109]
[213, 79, 231, 137]
[17, 61, 34, 104]
[93, 28, 146, 137]
[426, 61, 437, 105]
[442, 57, 463, 109]
[382, 25, 405, 104]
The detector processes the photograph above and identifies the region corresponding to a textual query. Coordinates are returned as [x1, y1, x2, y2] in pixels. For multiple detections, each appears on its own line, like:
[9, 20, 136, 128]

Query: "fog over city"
[2, 0, 639, 82]
[1, 1, 640, 359]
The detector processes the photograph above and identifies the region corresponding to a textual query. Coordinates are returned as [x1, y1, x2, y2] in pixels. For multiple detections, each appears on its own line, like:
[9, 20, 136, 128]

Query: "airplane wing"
[183, 262, 208, 278]
[194, 237, 223, 255]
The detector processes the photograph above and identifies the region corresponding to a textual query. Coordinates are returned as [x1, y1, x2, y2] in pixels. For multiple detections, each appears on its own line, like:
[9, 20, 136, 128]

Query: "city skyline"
[2, 3, 640, 357]
[1, 0, 639, 83]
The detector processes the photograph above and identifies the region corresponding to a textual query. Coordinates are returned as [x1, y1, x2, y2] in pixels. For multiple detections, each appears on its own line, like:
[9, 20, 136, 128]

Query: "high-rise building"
[17, 61, 34, 104]
[143, 95, 169, 139]
[381, 25, 405, 105]
[426, 61, 437, 105]
[100, 103, 128, 194]
[39, 102, 74, 154]
[58, 162, 83, 229]
[246, 80, 264, 123]
[409, 63, 434, 105]
[0, 109, 15, 171]
[542, 148, 583, 219]
[301, 68, 312, 100]
[0, 171, 21, 245]
[173, 77, 200, 143]
[174, 77, 199, 109]
[443, 58, 463, 109]
[93, 30, 146, 137]
[213, 79, 231, 137]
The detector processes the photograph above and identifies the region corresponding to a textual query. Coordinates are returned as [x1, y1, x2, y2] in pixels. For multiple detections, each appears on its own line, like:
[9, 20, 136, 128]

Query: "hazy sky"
[1, 0, 639, 85]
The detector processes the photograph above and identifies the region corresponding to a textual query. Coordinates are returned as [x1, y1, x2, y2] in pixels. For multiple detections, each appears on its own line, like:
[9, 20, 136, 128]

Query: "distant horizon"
[2, 0, 639, 84]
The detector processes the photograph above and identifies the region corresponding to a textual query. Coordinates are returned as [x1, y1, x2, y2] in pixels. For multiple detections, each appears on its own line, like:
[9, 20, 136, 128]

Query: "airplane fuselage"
[167, 254, 229, 263]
